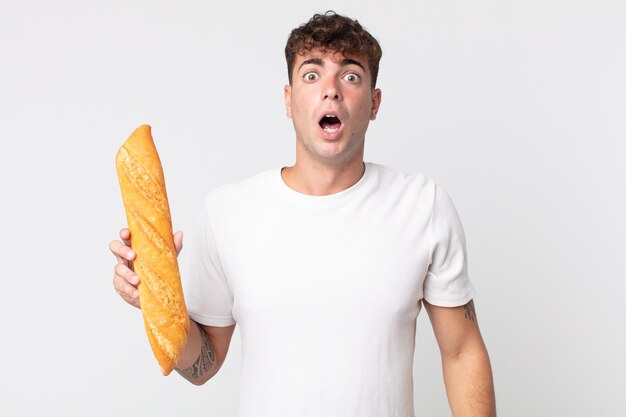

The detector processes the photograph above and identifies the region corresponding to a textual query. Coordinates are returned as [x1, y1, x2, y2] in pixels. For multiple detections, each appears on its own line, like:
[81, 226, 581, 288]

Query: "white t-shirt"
[184, 162, 475, 417]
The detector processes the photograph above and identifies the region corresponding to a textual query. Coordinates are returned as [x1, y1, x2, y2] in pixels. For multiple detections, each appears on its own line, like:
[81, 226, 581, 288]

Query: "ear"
[369, 88, 382, 121]
[284, 85, 292, 118]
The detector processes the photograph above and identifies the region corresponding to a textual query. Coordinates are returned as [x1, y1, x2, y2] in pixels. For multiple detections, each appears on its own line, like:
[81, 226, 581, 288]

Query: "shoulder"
[368, 162, 432, 187]
[366, 163, 465, 221]
[203, 168, 278, 207]
[367, 162, 436, 202]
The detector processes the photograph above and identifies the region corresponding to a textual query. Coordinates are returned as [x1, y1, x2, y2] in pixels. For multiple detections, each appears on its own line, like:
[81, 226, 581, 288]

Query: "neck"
[281, 157, 366, 196]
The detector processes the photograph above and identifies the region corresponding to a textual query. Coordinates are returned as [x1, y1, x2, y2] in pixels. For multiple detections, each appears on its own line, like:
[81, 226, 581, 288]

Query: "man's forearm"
[442, 345, 496, 417]
[175, 320, 219, 385]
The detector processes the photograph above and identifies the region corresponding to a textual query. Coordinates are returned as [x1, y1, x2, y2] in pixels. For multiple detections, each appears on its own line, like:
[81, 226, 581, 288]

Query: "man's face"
[284, 49, 381, 166]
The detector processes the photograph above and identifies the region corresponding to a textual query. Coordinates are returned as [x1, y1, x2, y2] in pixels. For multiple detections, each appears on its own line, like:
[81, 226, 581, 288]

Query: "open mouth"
[319, 114, 342, 132]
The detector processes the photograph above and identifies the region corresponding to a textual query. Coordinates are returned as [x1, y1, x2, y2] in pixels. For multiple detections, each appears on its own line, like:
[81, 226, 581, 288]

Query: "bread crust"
[115, 124, 189, 375]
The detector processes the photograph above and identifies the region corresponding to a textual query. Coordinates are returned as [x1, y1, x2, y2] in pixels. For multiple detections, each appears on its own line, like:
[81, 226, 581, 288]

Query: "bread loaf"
[115, 124, 189, 375]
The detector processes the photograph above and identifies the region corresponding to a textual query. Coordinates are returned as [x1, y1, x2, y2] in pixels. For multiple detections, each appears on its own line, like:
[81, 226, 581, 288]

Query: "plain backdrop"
[1, 0, 624, 416]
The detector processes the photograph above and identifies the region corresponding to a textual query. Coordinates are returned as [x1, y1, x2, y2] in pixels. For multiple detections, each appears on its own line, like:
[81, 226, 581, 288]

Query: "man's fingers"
[111, 228, 140, 308]
[109, 240, 126, 263]
[119, 228, 131, 247]
[114, 263, 140, 286]
[173, 230, 184, 255]
[109, 239, 135, 263]
[113, 274, 141, 309]
[111, 228, 178, 309]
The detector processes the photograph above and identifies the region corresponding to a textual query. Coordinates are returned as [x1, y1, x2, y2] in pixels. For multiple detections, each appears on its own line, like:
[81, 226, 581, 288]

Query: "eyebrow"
[298, 57, 366, 72]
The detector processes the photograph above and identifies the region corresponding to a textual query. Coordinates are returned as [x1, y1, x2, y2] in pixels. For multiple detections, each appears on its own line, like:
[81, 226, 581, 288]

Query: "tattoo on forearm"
[464, 299, 477, 321]
[176, 325, 216, 381]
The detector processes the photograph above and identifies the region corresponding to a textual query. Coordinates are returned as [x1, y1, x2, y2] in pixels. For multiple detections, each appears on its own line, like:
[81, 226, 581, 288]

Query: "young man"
[111, 11, 496, 417]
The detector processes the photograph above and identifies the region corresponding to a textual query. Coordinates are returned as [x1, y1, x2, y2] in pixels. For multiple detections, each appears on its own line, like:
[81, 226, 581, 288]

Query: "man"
[111, 11, 496, 417]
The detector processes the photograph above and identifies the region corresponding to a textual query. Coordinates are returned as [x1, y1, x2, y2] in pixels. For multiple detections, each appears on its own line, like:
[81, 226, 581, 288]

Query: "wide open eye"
[343, 73, 360, 83]
[304, 72, 319, 82]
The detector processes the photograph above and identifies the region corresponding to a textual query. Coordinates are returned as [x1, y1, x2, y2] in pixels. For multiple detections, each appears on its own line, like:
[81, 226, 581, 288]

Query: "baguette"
[115, 124, 189, 375]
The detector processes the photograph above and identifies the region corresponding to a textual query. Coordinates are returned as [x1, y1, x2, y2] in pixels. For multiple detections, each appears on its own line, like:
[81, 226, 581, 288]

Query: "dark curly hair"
[285, 11, 382, 88]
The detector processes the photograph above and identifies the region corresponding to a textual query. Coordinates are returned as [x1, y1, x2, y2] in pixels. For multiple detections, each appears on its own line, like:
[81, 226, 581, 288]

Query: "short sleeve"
[182, 196, 236, 326]
[424, 184, 476, 307]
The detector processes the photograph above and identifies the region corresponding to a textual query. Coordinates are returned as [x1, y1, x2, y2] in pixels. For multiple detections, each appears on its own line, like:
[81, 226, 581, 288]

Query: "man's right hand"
[110, 228, 183, 309]
[111, 227, 235, 385]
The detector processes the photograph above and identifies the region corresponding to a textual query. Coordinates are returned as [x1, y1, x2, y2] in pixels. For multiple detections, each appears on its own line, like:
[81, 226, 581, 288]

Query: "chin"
[314, 144, 363, 165]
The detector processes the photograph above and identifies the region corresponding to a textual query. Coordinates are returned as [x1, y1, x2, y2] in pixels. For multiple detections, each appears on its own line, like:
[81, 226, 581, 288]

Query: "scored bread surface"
[115, 124, 189, 375]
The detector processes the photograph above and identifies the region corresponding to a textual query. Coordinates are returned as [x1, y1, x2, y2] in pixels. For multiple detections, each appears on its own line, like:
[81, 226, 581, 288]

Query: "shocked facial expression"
[284, 49, 382, 166]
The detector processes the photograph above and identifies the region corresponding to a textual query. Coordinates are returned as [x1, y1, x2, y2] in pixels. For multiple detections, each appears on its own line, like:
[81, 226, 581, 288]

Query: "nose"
[321, 78, 342, 101]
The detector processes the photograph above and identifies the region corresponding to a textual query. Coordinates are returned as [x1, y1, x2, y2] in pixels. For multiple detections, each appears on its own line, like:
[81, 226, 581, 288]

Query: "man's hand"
[110, 228, 183, 308]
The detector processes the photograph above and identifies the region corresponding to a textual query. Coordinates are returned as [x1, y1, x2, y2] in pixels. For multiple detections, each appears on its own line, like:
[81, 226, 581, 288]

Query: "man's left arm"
[423, 299, 496, 417]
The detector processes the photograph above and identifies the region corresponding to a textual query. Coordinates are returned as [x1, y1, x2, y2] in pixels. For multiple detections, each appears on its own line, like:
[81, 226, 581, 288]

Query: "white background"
[1, 0, 624, 416]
